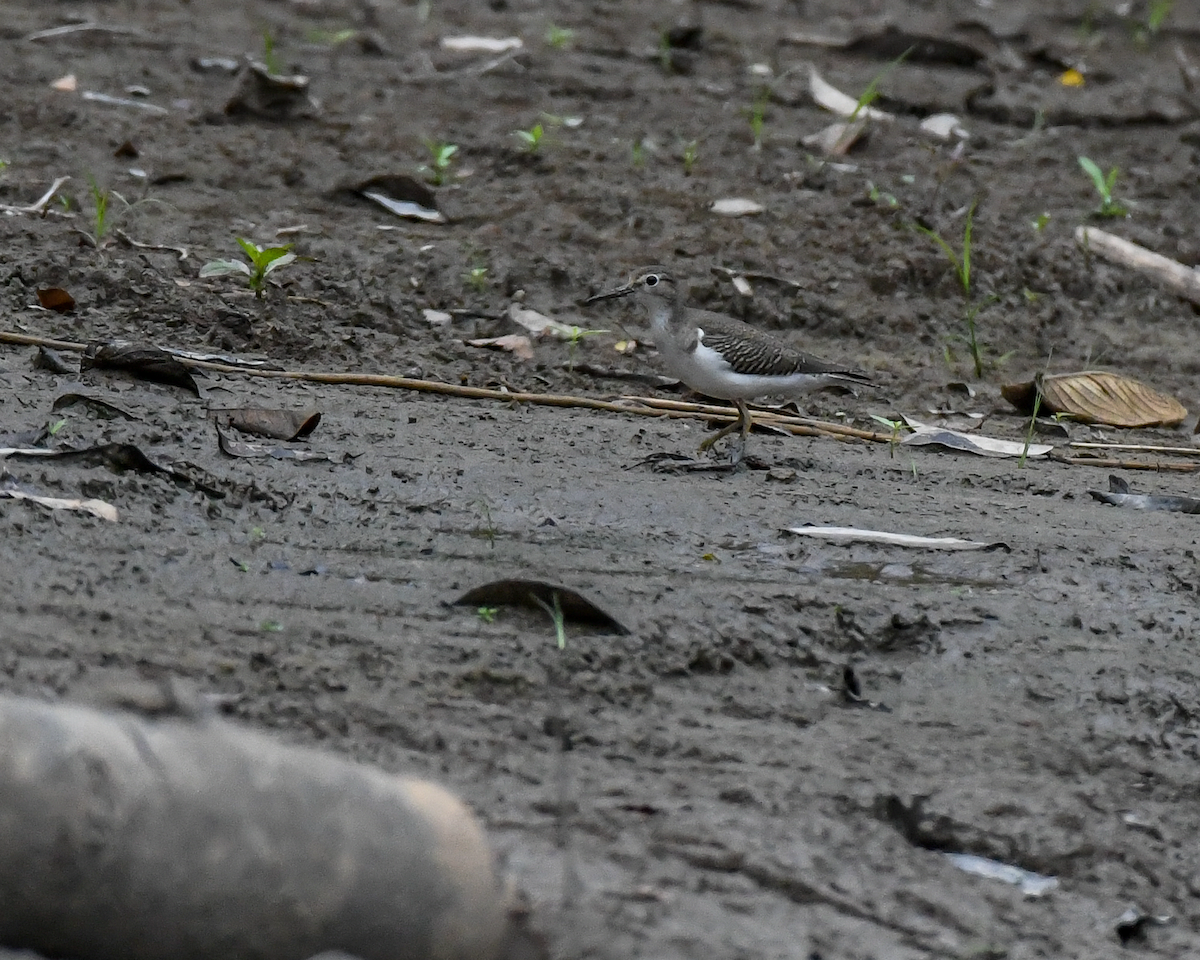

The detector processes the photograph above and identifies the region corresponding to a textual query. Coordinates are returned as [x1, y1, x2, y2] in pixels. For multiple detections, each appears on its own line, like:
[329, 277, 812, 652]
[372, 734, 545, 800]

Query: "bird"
[585, 266, 872, 452]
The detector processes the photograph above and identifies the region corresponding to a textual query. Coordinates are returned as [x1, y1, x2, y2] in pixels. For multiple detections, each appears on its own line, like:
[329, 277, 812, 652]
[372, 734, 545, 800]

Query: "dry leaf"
[808, 67, 894, 121]
[466, 334, 534, 361]
[36, 288, 76, 313]
[1002, 372, 1186, 428]
[440, 36, 523, 53]
[710, 198, 763, 217]
[50, 74, 77, 92]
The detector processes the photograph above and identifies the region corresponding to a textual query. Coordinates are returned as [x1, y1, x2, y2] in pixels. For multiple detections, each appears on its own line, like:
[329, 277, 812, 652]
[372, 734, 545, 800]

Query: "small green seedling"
[867, 181, 899, 208]
[47, 418, 67, 437]
[545, 25, 575, 49]
[464, 266, 488, 292]
[913, 201, 996, 379]
[307, 28, 358, 46]
[1018, 383, 1044, 469]
[682, 139, 698, 175]
[1078, 156, 1127, 218]
[630, 139, 646, 169]
[564, 325, 608, 372]
[418, 139, 458, 186]
[1148, 0, 1174, 33]
[199, 238, 297, 298]
[743, 85, 770, 150]
[514, 123, 545, 153]
[869, 414, 906, 459]
[1031, 211, 1051, 232]
[262, 31, 282, 74]
[848, 46, 912, 121]
[532, 591, 567, 650]
[476, 606, 499, 624]
[0, 159, 9, 177]
[87, 176, 113, 245]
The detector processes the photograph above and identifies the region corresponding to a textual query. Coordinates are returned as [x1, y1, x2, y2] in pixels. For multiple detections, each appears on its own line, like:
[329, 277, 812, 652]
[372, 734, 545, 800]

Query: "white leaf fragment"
[785, 526, 1008, 551]
[0, 489, 118, 522]
[711, 198, 763, 217]
[809, 67, 893, 122]
[440, 36, 523, 53]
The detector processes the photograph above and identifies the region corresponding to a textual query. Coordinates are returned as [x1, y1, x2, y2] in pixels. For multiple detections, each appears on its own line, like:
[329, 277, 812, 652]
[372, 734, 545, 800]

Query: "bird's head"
[585, 266, 679, 306]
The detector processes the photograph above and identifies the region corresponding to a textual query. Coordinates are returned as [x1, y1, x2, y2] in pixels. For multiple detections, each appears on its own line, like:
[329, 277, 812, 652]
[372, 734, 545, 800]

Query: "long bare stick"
[1076, 225, 1200, 306]
[0, 176, 70, 215]
[0, 330, 888, 442]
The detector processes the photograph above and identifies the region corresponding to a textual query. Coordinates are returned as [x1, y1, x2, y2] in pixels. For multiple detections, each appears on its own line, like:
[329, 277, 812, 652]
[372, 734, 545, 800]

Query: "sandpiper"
[586, 266, 872, 451]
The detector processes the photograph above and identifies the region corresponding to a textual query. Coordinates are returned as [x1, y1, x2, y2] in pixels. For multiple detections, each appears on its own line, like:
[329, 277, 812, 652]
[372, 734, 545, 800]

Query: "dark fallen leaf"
[224, 406, 321, 441]
[82, 341, 201, 396]
[225, 62, 316, 120]
[843, 27, 984, 68]
[0, 427, 49, 448]
[453, 579, 629, 634]
[36, 287, 76, 313]
[1002, 371, 1186, 428]
[1115, 907, 1173, 945]
[335, 174, 438, 213]
[1088, 474, 1200, 514]
[52, 393, 140, 421]
[113, 139, 139, 158]
[33, 346, 77, 374]
[4, 442, 225, 498]
[216, 423, 341, 461]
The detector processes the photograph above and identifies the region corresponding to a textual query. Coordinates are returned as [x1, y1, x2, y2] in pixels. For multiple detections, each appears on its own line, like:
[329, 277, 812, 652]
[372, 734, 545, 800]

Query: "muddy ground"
[3, 0, 1200, 957]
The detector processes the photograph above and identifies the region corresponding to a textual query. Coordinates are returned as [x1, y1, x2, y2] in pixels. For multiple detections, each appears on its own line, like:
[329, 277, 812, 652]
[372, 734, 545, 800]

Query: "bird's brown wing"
[695, 311, 871, 383]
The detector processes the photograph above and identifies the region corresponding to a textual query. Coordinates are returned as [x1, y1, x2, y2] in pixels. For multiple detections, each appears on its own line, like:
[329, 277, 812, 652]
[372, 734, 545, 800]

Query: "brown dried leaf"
[36, 287, 76, 313]
[226, 407, 321, 441]
[466, 334, 535, 361]
[454, 579, 629, 634]
[81, 340, 200, 396]
[1002, 371, 1186, 428]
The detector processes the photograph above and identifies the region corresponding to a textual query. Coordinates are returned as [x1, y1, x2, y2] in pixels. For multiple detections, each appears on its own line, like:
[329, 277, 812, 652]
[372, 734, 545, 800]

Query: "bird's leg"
[697, 401, 751, 454]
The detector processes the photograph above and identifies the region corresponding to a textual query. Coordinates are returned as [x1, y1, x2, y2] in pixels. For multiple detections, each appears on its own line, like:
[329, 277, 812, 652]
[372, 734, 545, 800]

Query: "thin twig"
[1052, 453, 1199, 473]
[0, 329, 891, 444]
[0, 176, 70, 215]
[1069, 441, 1200, 458]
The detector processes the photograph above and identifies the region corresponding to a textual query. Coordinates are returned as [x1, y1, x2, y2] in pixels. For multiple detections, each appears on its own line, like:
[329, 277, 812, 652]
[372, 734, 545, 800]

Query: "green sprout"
[262, 31, 282, 74]
[869, 414, 906, 458]
[848, 46, 912, 122]
[1018, 381, 1044, 469]
[47, 418, 67, 437]
[477, 606, 499, 624]
[682, 139, 698, 176]
[199, 238, 297, 298]
[1078, 156, 1128, 218]
[418, 139, 458, 186]
[1031, 211, 1051, 232]
[913, 201, 996, 379]
[545, 24, 575, 49]
[1148, 0, 1174, 33]
[514, 123, 545, 153]
[657, 31, 674, 73]
[867, 181, 899, 208]
[87, 176, 113, 245]
[564, 325, 608, 372]
[532, 591, 567, 650]
[743, 85, 770, 150]
[464, 266, 488, 292]
[261, 619, 283, 633]
[0, 159, 9, 177]
[306, 28, 358, 46]
[630, 139, 646, 169]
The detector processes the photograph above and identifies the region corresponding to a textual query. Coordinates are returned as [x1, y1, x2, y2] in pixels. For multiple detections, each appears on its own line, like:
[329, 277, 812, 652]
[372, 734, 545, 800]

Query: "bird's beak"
[583, 282, 636, 305]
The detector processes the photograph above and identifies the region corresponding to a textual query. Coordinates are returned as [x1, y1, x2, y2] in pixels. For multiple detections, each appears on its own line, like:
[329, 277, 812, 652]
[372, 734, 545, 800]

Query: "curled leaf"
[1002, 372, 1186, 428]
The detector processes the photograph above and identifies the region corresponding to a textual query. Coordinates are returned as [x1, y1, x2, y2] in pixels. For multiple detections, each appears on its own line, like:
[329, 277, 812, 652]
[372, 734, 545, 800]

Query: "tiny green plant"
[1078, 156, 1127, 218]
[682, 139, 698, 176]
[564, 325, 608, 372]
[532, 591, 567, 650]
[657, 31, 674, 73]
[262, 31, 282, 74]
[869, 414, 905, 459]
[306, 27, 358, 46]
[476, 606, 498, 624]
[199, 238, 297, 298]
[1031, 211, 1051, 232]
[514, 123, 545, 153]
[913, 201, 996, 379]
[418, 139, 458, 186]
[87, 176, 112, 245]
[867, 181, 899, 208]
[464, 266, 488, 292]
[0, 158, 9, 177]
[848, 46, 912, 122]
[47, 418, 67, 437]
[1018, 382, 1044, 469]
[743, 85, 770, 150]
[630, 139, 646, 169]
[545, 24, 575, 49]
[1148, 0, 1174, 33]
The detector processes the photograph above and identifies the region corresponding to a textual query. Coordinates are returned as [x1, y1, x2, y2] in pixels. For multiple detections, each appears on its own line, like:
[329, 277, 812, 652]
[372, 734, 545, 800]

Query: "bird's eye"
[644, 274, 659, 287]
